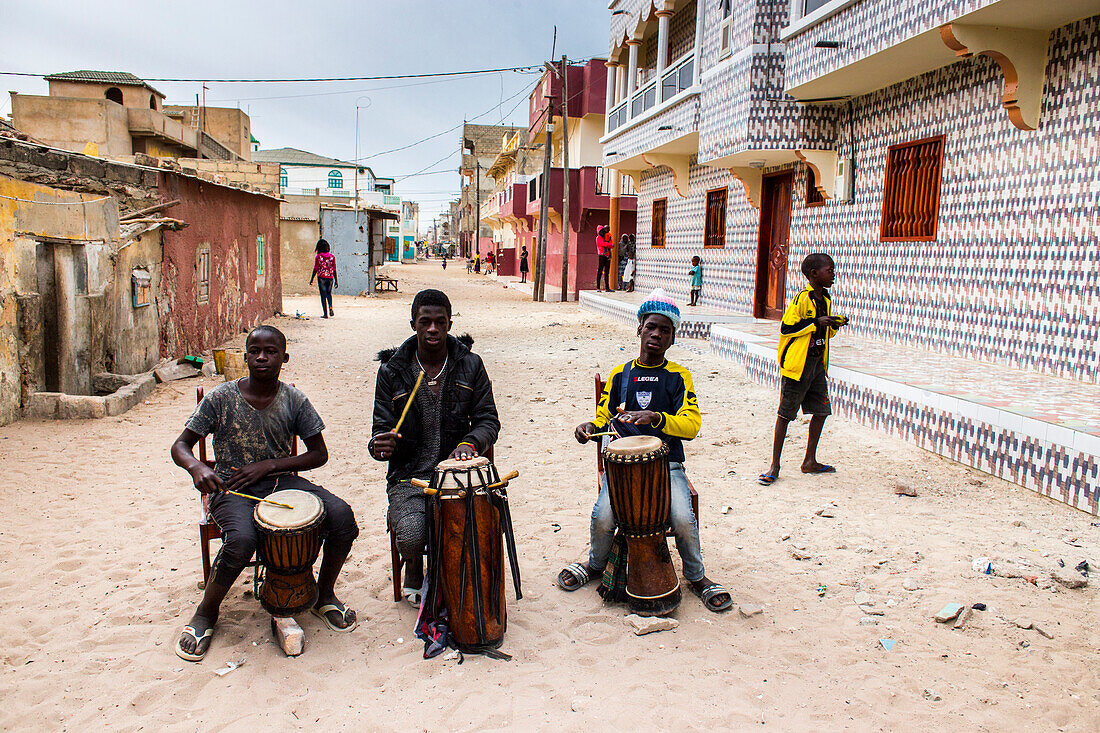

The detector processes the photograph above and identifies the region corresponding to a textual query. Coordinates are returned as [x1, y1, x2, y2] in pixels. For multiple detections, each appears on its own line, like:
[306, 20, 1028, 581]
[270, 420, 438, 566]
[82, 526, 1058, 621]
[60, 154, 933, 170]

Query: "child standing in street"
[309, 239, 338, 318]
[758, 253, 848, 486]
[688, 256, 703, 306]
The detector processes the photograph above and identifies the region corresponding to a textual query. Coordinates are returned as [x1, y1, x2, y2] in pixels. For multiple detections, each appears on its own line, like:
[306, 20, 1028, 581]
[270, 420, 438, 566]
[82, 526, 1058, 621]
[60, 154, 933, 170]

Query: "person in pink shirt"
[595, 225, 613, 291]
[309, 239, 339, 318]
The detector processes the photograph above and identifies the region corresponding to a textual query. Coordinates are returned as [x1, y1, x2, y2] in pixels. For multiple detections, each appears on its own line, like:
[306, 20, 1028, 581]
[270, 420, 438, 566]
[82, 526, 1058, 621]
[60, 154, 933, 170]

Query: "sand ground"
[1, 261, 1097, 732]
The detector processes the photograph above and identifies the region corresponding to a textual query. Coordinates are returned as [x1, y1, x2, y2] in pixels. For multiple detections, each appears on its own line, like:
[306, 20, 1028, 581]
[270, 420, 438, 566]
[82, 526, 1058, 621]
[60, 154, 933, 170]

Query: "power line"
[354, 83, 532, 162]
[0, 62, 563, 84]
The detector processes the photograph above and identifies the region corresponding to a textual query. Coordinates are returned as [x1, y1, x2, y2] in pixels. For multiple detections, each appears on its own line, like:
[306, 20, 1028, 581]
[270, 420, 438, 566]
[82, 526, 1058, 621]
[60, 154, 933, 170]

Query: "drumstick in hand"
[224, 489, 294, 509]
[393, 370, 425, 436]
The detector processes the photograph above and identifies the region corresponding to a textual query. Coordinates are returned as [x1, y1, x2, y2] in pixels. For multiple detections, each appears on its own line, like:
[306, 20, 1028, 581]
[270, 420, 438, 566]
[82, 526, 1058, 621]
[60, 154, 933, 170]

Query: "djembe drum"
[421, 456, 521, 655]
[603, 435, 682, 616]
[253, 489, 326, 616]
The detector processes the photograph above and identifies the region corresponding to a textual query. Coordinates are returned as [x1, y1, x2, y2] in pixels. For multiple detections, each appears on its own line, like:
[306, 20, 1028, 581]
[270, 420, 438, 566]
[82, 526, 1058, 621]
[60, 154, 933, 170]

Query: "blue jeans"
[588, 462, 704, 582]
[317, 277, 334, 315]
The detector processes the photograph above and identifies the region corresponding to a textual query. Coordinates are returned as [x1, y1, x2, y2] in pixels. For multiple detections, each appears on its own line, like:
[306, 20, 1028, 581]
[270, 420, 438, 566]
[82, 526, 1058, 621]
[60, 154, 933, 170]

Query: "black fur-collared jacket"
[372, 334, 500, 486]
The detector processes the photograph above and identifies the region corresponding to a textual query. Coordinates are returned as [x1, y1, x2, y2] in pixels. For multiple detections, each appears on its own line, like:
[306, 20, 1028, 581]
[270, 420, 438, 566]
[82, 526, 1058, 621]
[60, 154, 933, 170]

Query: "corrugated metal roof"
[253, 147, 357, 168]
[45, 70, 165, 98]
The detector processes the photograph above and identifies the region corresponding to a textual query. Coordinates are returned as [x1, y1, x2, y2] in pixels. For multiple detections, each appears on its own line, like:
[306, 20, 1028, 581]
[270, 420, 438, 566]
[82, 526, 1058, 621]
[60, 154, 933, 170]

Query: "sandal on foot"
[312, 602, 358, 633]
[692, 582, 733, 613]
[557, 562, 593, 591]
[402, 587, 422, 608]
[175, 623, 214, 662]
[758, 473, 777, 486]
[802, 465, 836, 474]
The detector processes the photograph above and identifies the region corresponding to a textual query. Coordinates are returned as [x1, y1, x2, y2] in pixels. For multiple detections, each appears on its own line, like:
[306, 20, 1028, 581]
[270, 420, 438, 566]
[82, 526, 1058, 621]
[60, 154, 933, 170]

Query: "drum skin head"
[254, 489, 323, 529]
[605, 435, 664, 457]
[436, 455, 490, 471]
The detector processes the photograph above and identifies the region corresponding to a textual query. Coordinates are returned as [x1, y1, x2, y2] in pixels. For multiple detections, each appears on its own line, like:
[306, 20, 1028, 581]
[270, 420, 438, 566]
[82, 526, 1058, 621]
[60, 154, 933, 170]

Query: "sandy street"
[1, 261, 1097, 731]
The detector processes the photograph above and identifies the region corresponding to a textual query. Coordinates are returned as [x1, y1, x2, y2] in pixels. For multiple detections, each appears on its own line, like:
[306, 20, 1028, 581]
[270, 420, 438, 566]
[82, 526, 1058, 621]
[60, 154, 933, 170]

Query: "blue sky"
[0, 0, 611, 222]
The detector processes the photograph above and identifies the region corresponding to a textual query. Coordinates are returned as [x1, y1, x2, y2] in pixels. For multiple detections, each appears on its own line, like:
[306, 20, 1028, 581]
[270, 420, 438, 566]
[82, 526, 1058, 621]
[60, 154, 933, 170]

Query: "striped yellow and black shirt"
[593, 359, 700, 463]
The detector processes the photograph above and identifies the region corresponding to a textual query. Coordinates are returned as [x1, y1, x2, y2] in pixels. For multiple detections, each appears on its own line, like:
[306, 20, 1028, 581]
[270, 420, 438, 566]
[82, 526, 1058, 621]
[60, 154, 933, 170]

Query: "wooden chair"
[197, 385, 297, 585]
[594, 374, 699, 521]
[388, 444, 494, 602]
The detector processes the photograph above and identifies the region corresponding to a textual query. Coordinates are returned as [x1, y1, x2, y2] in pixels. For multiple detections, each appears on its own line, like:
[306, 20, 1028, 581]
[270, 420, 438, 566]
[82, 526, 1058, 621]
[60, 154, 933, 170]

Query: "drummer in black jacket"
[369, 289, 501, 605]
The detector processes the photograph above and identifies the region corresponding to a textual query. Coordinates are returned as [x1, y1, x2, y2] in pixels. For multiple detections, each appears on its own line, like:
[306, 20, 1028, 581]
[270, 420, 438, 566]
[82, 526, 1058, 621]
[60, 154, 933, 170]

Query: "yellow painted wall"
[0, 175, 119, 423]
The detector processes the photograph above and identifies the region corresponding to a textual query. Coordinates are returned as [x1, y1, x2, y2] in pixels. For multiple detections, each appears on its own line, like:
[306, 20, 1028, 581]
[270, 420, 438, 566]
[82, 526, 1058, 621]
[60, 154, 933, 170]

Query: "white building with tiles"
[599, 0, 1100, 513]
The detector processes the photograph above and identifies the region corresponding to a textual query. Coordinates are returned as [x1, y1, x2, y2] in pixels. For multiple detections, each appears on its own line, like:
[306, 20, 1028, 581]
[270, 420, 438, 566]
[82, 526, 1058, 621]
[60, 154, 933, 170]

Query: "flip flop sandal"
[758, 473, 777, 486]
[174, 624, 214, 662]
[557, 562, 593, 591]
[311, 603, 359, 633]
[802, 465, 836, 474]
[693, 583, 733, 613]
[402, 587, 422, 608]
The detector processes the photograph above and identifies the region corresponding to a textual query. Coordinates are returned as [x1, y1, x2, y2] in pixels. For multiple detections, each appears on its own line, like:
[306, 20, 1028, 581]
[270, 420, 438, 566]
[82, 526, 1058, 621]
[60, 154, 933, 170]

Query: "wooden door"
[754, 171, 793, 319]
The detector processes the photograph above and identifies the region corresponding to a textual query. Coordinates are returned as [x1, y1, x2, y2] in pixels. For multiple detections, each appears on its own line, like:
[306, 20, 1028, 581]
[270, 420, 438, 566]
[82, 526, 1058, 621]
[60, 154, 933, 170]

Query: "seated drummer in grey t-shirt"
[170, 325, 360, 662]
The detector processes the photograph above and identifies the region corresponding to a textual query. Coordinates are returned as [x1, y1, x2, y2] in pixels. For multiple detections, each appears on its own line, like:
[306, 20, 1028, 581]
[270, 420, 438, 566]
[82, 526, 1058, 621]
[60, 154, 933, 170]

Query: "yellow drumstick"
[393, 370, 425, 436]
[224, 489, 294, 509]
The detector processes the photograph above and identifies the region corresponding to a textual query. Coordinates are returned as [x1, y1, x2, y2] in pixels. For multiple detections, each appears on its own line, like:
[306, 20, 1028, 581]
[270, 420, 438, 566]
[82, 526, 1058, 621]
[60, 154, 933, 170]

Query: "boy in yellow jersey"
[557, 290, 732, 612]
[758, 253, 848, 486]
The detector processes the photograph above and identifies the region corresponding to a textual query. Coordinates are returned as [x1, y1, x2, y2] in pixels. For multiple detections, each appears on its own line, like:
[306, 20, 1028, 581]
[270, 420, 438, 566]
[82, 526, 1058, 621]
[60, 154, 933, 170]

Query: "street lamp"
[354, 95, 372, 210]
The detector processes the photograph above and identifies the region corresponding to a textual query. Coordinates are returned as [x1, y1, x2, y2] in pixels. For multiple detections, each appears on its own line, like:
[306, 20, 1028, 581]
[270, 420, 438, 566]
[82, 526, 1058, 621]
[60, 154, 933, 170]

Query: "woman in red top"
[309, 239, 339, 318]
[595, 225, 613, 291]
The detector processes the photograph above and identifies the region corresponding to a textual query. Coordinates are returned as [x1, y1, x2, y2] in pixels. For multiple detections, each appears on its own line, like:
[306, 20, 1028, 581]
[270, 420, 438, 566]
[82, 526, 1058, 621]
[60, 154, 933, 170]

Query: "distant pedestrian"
[474, 253, 481, 273]
[688, 255, 703, 306]
[620, 233, 636, 292]
[486, 250, 495, 274]
[758, 253, 848, 486]
[310, 238, 338, 318]
[519, 245, 529, 283]
[595, 225, 613, 291]
[441, 252, 448, 270]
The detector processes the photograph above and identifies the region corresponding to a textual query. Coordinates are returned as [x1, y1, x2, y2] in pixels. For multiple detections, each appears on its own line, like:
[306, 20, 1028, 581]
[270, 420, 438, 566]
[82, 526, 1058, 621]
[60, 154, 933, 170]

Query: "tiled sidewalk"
[578, 289, 1099, 514]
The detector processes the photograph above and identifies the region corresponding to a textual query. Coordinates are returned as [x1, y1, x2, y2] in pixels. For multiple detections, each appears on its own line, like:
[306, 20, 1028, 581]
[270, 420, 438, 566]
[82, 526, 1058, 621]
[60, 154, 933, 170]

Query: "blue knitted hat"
[637, 288, 680, 330]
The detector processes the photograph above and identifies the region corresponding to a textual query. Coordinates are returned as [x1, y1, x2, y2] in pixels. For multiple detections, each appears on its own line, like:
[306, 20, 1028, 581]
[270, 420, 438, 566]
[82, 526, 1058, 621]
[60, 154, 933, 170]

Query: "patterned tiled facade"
[710, 325, 1100, 514]
[601, 0, 1100, 512]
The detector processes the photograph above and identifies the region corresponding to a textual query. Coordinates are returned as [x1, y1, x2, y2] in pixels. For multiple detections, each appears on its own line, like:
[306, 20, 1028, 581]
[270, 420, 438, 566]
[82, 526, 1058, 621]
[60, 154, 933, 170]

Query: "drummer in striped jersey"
[558, 290, 733, 612]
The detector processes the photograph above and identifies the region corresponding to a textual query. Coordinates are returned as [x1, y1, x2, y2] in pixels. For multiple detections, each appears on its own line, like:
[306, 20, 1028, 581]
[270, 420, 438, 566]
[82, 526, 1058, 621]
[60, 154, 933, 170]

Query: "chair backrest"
[595, 374, 605, 475]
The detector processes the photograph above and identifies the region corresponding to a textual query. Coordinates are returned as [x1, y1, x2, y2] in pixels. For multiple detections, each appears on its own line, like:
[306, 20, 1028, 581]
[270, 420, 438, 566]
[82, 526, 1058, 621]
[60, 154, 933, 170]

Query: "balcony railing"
[606, 53, 696, 135]
[595, 166, 637, 196]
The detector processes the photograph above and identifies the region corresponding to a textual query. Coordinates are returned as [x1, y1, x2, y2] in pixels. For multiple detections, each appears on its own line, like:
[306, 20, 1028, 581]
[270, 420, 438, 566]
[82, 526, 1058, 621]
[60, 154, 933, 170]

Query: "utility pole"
[534, 98, 553, 302]
[559, 56, 571, 302]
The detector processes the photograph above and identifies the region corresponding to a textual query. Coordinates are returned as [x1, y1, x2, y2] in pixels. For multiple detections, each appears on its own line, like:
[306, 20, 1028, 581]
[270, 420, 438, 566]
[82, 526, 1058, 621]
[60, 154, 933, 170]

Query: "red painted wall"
[158, 172, 282, 357]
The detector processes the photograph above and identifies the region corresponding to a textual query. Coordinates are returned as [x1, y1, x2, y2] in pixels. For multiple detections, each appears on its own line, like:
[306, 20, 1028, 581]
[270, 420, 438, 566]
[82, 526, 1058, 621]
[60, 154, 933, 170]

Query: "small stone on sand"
[627, 614, 678, 635]
[739, 603, 764, 618]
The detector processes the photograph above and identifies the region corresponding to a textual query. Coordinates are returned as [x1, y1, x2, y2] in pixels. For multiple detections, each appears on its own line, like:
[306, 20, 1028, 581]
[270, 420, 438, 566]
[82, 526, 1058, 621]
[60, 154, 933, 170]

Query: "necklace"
[416, 352, 448, 387]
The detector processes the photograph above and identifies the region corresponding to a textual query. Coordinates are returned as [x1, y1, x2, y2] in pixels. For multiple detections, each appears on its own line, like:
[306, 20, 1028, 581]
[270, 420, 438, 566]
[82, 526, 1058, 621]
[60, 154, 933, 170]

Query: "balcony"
[782, 0, 1099, 131]
[606, 53, 695, 136]
[526, 166, 639, 223]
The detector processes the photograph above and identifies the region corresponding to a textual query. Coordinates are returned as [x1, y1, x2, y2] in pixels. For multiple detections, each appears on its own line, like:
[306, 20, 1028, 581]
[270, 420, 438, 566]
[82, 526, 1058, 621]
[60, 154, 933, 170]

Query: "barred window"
[880, 136, 945, 241]
[651, 198, 667, 248]
[704, 188, 727, 248]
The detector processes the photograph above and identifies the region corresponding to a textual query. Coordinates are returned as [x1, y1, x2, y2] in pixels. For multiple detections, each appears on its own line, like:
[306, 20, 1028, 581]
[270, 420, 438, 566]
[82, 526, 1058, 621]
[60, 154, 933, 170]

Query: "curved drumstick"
[224, 489, 293, 509]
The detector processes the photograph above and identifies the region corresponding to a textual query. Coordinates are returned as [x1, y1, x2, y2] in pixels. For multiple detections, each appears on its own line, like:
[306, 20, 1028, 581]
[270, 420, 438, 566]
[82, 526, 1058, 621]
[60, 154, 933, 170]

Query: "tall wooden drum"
[603, 435, 682, 616]
[426, 456, 522, 655]
[253, 489, 325, 616]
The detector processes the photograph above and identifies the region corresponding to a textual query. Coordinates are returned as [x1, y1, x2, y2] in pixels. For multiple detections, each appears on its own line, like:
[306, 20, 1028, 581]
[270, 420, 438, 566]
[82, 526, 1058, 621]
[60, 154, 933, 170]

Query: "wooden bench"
[594, 374, 699, 521]
[375, 274, 399, 292]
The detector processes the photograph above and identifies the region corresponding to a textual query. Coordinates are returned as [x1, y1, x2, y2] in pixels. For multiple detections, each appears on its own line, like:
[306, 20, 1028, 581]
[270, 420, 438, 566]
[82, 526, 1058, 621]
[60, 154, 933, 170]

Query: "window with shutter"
[880, 136, 945, 241]
[704, 188, 727, 248]
[651, 198, 667, 248]
[805, 167, 825, 207]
